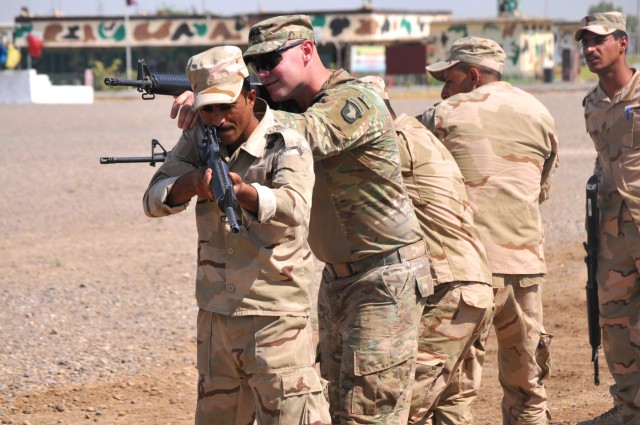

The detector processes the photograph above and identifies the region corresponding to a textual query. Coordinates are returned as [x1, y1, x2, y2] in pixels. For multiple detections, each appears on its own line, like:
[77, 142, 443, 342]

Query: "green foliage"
[588, 1, 638, 33]
[588, 1, 620, 14]
[157, 3, 194, 15]
[90, 59, 123, 91]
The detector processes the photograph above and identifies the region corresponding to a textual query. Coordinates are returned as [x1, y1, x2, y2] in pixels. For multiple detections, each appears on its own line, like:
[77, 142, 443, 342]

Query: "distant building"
[428, 17, 556, 81]
[7, 4, 580, 86]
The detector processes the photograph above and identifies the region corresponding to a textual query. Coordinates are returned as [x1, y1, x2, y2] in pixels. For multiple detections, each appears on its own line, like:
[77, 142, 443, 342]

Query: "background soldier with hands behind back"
[420, 36, 559, 425]
[576, 11, 640, 425]
[359, 75, 495, 425]
[144, 45, 330, 425]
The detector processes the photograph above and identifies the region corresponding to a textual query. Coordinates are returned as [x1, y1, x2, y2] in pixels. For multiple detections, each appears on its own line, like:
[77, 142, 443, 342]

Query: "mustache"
[213, 124, 234, 132]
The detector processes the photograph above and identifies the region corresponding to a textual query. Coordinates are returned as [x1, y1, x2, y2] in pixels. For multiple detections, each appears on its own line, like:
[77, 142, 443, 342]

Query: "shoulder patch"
[341, 98, 363, 124]
[358, 94, 372, 109]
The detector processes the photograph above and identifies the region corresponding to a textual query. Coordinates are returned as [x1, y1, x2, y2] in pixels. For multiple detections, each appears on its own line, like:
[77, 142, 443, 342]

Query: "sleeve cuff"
[148, 177, 190, 215]
[252, 183, 276, 223]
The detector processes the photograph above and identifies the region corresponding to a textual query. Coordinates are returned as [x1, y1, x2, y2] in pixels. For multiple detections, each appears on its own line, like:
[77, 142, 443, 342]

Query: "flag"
[5, 44, 21, 69]
[27, 34, 43, 58]
[126, 0, 137, 5]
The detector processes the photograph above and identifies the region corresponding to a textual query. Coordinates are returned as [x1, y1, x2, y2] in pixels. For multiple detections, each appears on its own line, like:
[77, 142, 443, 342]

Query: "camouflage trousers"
[195, 310, 331, 425]
[596, 203, 640, 413]
[408, 281, 495, 425]
[435, 276, 552, 425]
[432, 315, 493, 425]
[318, 256, 430, 424]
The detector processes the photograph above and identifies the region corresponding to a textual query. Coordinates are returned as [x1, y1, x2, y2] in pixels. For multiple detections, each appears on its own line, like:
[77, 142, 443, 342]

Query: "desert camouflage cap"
[186, 45, 249, 111]
[575, 11, 627, 41]
[243, 15, 315, 59]
[426, 36, 506, 82]
[359, 76, 389, 100]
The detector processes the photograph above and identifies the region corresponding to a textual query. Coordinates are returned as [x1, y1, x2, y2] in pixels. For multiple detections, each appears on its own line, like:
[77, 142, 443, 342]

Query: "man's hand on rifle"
[165, 167, 214, 207]
[229, 172, 258, 214]
[171, 91, 198, 130]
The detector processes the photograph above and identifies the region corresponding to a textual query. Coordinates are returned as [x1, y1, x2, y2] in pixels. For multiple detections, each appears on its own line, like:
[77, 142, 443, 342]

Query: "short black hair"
[240, 77, 251, 96]
[613, 29, 628, 40]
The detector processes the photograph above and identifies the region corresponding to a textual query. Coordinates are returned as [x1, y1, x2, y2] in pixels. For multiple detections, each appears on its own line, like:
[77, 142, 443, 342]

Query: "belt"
[324, 240, 427, 279]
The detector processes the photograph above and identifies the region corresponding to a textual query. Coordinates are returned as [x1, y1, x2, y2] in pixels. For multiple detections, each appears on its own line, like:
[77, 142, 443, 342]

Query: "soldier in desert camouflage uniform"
[143, 46, 330, 425]
[359, 76, 495, 425]
[420, 36, 559, 425]
[170, 15, 432, 425]
[576, 11, 640, 425]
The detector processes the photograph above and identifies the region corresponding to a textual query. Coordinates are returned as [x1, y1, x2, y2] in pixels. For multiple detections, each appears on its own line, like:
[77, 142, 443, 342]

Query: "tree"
[588, 1, 638, 34]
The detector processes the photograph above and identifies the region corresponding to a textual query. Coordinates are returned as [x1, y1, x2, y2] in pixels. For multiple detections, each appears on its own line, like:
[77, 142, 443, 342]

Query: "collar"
[237, 98, 274, 158]
[593, 68, 640, 103]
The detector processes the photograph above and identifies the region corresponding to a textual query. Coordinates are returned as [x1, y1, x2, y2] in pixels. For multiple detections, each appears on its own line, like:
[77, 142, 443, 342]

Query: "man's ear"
[246, 88, 257, 107]
[620, 36, 629, 54]
[301, 39, 314, 62]
[469, 67, 481, 88]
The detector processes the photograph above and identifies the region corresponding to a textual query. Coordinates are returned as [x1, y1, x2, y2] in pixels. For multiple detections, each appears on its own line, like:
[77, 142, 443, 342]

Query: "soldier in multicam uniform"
[244, 16, 433, 424]
[170, 15, 432, 425]
[359, 76, 495, 424]
[419, 36, 559, 425]
[576, 11, 640, 425]
[143, 46, 330, 425]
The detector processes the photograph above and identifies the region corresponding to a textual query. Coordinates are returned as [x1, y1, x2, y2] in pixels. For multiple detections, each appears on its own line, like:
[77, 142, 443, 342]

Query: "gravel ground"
[0, 84, 606, 424]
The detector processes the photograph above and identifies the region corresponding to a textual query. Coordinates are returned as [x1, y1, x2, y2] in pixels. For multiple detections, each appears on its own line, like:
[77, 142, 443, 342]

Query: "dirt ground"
[0, 89, 617, 424]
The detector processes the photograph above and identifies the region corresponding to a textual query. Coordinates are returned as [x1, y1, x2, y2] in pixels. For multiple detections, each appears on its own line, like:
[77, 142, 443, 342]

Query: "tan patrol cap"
[243, 15, 315, 60]
[426, 36, 506, 81]
[575, 11, 627, 41]
[186, 45, 249, 111]
[359, 76, 389, 100]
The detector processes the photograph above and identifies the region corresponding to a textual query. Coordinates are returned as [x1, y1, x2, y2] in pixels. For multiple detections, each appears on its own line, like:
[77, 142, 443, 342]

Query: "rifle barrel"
[593, 350, 600, 385]
[104, 77, 150, 88]
[100, 156, 165, 164]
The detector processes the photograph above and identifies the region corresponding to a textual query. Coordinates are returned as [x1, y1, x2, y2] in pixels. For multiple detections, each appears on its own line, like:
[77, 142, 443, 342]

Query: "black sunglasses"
[249, 40, 305, 72]
[580, 35, 610, 48]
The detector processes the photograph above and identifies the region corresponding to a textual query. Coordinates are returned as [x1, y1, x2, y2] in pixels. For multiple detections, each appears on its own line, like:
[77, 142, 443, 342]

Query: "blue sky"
[2, 0, 639, 23]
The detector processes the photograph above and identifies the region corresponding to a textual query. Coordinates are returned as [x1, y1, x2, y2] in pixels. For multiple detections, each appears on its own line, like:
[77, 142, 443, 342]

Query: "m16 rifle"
[584, 174, 600, 385]
[104, 59, 191, 99]
[102, 58, 242, 233]
[104, 58, 273, 104]
[201, 125, 239, 234]
[100, 138, 167, 166]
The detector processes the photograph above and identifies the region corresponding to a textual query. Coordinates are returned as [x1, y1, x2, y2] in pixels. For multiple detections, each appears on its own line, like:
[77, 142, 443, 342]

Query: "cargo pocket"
[412, 349, 448, 410]
[460, 283, 494, 309]
[196, 309, 212, 376]
[416, 275, 434, 298]
[281, 368, 326, 398]
[351, 329, 417, 416]
[535, 332, 553, 384]
[281, 369, 330, 424]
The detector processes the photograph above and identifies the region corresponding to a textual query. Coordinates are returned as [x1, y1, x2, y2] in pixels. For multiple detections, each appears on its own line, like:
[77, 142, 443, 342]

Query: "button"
[227, 285, 235, 293]
[226, 247, 234, 255]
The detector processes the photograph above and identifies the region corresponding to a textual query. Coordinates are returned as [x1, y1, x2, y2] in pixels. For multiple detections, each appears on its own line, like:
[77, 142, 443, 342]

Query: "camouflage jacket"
[421, 81, 559, 275]
[274, 69, 423, 264]
[395, 113, 492, 286]
[583, 69, 640, 235]
[143, 100, 316, 316]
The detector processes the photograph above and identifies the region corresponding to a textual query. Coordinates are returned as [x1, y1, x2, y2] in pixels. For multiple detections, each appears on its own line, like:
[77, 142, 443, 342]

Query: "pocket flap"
[353, 329, 418, 376]
[460, 283, 493, 309]
[281, 368, 324, 397]
[416, 275, 434, 298]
